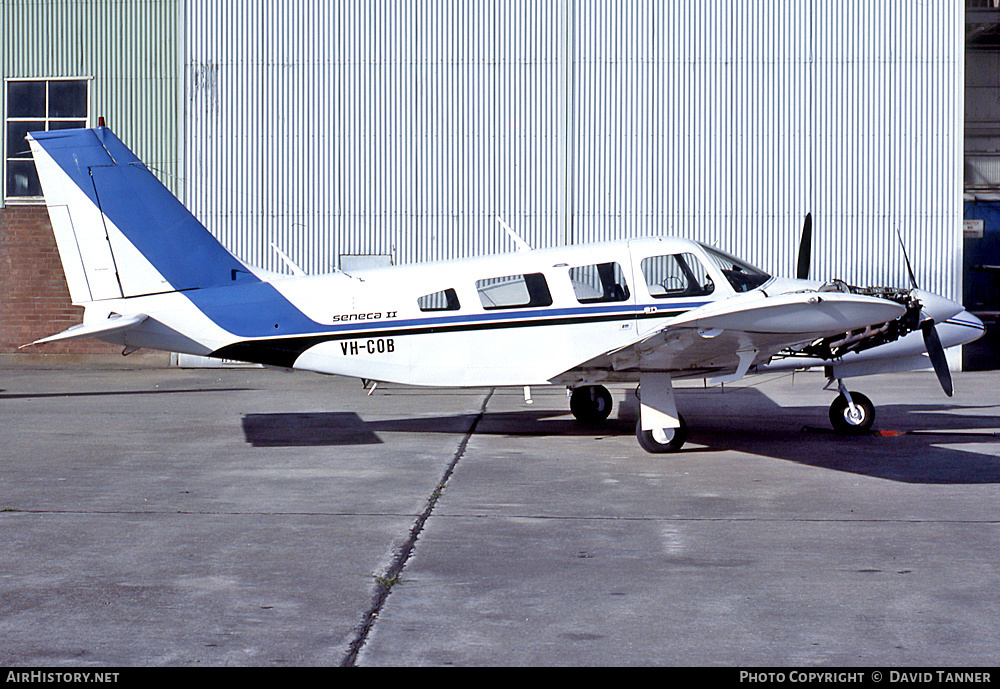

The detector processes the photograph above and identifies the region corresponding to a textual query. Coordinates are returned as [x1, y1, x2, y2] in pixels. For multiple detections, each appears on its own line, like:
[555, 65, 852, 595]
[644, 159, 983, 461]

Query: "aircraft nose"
[914, 289, 964, 324]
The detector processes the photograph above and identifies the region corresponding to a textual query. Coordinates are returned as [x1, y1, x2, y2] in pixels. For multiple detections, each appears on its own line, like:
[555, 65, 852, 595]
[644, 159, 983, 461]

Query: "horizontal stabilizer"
[23, 314, 148, 347]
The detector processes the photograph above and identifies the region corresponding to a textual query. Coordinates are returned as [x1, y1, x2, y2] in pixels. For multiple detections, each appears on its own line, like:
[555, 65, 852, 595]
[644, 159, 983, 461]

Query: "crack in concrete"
[340, 388, 493, 667]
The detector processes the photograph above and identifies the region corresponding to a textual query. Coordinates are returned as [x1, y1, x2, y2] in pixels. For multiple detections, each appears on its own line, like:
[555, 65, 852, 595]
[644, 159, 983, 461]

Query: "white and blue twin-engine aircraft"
[26, 126, 985, 452]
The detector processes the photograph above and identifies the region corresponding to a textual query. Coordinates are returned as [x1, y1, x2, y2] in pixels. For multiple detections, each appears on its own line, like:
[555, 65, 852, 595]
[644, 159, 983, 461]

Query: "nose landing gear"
[827, 380, 875, 434]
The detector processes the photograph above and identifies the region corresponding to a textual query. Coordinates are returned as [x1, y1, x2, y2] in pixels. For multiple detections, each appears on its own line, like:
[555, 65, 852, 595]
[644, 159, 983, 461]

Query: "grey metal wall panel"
[569, 0, 962, 300]
[1, 0, 181, 200]
[183, 0, 963, 301]
[804, 0, 960, 300]
[185, 0, 565, 274]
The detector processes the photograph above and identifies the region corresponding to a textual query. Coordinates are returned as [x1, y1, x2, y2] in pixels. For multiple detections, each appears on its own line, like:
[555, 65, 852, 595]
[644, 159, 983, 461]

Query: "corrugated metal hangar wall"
[183, 0, 964, 302]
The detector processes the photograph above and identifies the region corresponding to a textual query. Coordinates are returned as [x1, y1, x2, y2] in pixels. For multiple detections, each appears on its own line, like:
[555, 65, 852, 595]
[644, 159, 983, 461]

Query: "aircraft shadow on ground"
[0, 387, 254, 400]
[241, 388, 1000, 485]
[687, 408, 1000, 485]
[240, 409, 607, 448]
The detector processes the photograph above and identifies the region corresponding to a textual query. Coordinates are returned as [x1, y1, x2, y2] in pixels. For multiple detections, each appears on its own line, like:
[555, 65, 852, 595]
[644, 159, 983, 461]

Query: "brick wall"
[0, 205, 121, 356]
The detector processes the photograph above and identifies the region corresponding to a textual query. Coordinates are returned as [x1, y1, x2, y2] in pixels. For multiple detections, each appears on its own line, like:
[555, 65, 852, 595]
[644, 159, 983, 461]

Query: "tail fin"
[28, 126, 254, 303]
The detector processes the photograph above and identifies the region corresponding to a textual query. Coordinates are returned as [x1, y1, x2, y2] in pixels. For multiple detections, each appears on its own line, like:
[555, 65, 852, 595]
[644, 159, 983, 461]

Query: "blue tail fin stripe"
[31, 127, 325, 338]
[32, 127, 250, 292]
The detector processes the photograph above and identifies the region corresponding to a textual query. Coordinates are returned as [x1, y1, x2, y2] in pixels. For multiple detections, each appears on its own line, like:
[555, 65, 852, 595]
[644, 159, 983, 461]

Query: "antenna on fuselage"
[270, 243, 306, 276]
[496, 216, 532, 252]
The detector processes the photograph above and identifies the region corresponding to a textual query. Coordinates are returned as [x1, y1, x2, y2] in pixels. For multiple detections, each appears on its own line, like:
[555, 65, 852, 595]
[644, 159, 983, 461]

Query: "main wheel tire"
[570, 385, 613, 425]
[829, 392, 875, 435]
[636, 414, 688, 453]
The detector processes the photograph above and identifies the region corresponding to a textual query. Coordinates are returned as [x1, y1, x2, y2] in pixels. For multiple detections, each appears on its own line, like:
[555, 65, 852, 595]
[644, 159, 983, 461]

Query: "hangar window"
[569, 262, 630, 303]
[476, 273, 553, 310]
[5, 78, 90, 202]
[418, 288, 461, 312]
[640, 253, 715, 298]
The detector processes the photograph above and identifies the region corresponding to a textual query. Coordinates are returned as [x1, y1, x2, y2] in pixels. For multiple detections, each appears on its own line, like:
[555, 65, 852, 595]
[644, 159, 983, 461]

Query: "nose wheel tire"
[636, 414, 688, 453]
[829, 391, 875, 435]
[570, 385, 613, 425]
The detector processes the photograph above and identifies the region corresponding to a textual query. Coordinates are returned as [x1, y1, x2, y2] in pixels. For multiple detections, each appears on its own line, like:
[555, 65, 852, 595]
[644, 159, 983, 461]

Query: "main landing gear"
[571, 376, 688, 454]
[569, 385, 614, 425]
[635, 413, 688, 453]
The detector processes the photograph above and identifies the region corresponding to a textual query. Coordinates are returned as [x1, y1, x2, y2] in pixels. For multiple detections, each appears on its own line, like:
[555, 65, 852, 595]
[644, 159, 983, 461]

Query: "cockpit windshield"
[698, 243, 772, 293]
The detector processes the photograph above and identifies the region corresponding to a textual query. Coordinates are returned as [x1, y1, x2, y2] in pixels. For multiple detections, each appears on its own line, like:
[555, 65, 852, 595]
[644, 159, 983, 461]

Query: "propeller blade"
[895, 229, 919, 290]
[796, 213, 812, 280]
[921, 320, 953, 397]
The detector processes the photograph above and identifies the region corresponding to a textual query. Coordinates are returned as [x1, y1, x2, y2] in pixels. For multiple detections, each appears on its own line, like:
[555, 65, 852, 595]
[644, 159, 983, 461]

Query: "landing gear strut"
[635, 372, 687, 453]
[569, 385, 613, 425]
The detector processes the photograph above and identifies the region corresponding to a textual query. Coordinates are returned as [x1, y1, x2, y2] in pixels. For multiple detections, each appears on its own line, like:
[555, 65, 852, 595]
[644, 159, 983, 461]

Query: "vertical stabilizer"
[28, 127, 255, 302]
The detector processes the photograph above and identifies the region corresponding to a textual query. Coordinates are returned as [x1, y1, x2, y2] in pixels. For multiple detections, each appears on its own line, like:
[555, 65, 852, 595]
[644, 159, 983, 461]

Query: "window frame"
[568, 261, 631, 304]
[417, 287, 461, 312]
[475, 272, 554, 311]
[4, 77, 92, 205]
[640, 252, 717, 299]
[697, 243, 773, 293]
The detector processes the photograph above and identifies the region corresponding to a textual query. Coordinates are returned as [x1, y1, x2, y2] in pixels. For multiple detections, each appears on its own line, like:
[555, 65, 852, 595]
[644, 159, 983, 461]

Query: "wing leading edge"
[552, 291, 907, 382]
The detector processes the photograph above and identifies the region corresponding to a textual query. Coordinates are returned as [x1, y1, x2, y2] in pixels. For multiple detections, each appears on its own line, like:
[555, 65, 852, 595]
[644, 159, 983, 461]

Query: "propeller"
[796, 213, 812, 280]
[922, 319, 954, 397]
[895, 228, 919, 290]
[896, 229, 953, 397]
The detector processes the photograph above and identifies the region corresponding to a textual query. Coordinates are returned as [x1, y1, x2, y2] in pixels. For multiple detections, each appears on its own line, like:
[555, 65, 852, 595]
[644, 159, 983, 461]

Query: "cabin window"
[476, 273, 553, 310]
[640, 253, 715, 298]
[569, 262, 630, 303]
[5, 78, 90, 201]
[418, 288, 461, 312]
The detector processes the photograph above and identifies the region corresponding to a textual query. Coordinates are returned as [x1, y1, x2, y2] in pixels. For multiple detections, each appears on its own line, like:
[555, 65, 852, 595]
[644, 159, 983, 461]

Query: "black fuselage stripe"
[209, 308, 686, 368]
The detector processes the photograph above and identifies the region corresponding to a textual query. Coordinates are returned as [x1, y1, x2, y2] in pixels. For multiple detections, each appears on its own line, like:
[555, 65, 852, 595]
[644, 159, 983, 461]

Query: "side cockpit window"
[418, 288, 461, 312]
[698, 244, 772, 293]
[640, 253, 715, 298]
[569, 262, 630, 304]
[476, 273, 553, 310]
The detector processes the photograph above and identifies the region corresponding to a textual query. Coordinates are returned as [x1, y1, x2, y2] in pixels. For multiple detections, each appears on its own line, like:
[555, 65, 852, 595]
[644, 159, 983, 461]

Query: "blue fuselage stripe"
[193, 281, 706, 341]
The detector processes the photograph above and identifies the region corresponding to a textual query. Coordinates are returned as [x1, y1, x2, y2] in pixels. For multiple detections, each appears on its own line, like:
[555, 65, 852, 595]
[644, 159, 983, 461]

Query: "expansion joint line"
[341, 388, 494, 667]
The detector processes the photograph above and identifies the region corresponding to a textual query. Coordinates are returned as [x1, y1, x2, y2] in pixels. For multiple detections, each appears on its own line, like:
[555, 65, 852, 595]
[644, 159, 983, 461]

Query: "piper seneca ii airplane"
[25, 126, 985, 453]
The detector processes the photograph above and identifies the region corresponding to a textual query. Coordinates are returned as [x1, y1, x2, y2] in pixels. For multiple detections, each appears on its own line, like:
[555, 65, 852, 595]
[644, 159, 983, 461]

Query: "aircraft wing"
[553, 291, 907, 383]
